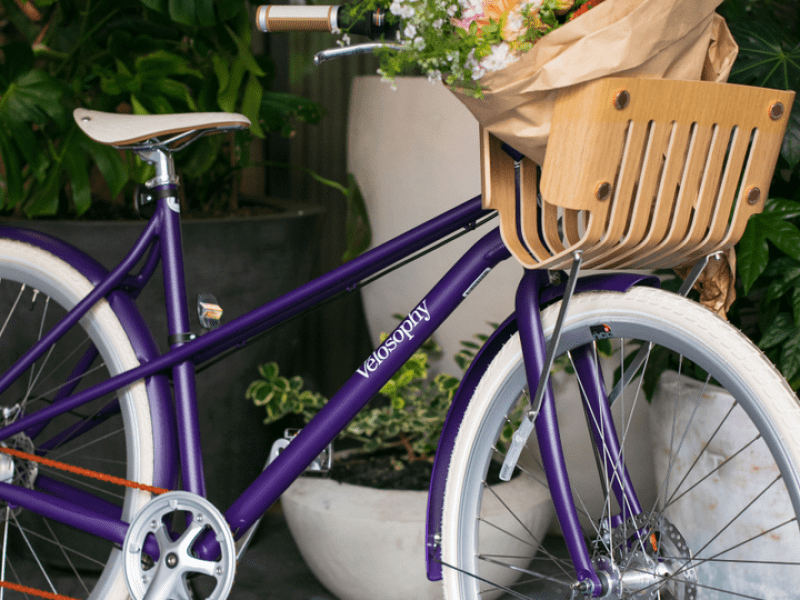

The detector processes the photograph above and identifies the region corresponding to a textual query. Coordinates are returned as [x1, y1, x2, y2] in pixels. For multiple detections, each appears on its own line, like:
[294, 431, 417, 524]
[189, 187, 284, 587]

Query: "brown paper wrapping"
[451, 0, 741, 314]
[451, 0, 737, 165]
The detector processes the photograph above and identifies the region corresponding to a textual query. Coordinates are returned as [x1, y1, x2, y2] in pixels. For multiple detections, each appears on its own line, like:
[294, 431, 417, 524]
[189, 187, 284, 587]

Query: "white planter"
[649, 371, 796, 599]
[347, 76, 522, 375]
[281, 473, 552, 600]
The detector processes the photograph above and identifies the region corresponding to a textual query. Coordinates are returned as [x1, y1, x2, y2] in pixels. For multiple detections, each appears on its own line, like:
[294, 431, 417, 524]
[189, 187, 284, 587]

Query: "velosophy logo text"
[356, 300, 430, 379]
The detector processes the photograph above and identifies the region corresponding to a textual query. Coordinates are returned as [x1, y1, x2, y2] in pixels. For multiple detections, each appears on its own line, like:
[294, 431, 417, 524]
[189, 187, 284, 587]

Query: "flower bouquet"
[347, 0, 738, 165]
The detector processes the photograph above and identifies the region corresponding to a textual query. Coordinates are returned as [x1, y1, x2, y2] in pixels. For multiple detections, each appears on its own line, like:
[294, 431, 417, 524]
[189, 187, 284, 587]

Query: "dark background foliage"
[716, 0, 800, 388]
[0, 0, 323, 217]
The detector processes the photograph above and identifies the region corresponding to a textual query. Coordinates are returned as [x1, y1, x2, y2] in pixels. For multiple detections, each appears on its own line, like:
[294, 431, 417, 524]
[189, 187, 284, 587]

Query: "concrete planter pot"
[281, 472, 552, 600]
[649, 370, 795, 599]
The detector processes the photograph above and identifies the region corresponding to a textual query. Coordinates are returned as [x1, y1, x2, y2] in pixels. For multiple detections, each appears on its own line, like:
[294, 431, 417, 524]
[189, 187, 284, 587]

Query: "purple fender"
[0, 226, 178, 490]
[425, 271, 660, 581]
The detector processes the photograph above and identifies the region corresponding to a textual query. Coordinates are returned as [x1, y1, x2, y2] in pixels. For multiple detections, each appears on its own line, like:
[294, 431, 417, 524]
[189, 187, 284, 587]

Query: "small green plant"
[247, 336, 459, 465]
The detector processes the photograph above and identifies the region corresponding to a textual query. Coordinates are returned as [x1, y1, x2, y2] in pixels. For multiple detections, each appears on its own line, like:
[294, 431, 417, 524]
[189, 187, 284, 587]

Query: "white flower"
[432, 18, 444, 29]
[336, 33, 351, 47]
[390, 0, 415, 18]
[480, 42, 519, 73]
[427, 69, 443, 83]
[403, 23, 417, 38]
[447, 3, 458, 16]
[414, 36, 425, 49]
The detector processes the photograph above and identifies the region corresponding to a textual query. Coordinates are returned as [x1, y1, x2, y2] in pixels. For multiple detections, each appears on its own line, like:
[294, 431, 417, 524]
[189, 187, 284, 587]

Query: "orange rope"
[0, 446, 169, 495]
[0, 580, 79, 600]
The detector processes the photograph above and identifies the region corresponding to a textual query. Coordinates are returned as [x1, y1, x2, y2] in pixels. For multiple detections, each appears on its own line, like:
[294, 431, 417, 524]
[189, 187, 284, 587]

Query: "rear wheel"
[0, 238, 156, 599]
[442, 286, 800, 599]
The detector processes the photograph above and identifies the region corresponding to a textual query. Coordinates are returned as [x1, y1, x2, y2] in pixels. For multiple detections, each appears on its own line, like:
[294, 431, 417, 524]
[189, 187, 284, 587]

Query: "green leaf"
[137, 0, 167, 11]
[168, 0, 215, 27]
[241, 74, 264, 138]
[217, 56, 246, 113]
[0, 41, 35, 90]
[783, 110, 800, 172]
[728, 22, 800, 91]
[63, 145, 91, 215]
[342, 174, 371, 262]
[136, 50, 202, 79]
[81, 138, 128, 199]
[224, 25, 265, 77]
[764, 260, 800, 303]
[0, 69, 68, 129]
[762, 215, 800, 258]
[759, 312, 795, 349]
[258, 362, 280, 382]
[763, 197, 800, 219]
[0, 129, 24, 206]
[737, 217, 770, 292]
[7, 121, 49, 182]
[780, 327, 800, 382]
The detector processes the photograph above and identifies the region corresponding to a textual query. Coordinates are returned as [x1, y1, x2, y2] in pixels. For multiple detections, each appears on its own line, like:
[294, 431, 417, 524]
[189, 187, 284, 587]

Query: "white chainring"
[122, 491, 236, 600]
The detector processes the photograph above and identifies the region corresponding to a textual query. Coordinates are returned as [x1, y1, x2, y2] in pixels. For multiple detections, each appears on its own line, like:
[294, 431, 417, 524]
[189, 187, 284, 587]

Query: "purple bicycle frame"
[0, 194, 653, 593]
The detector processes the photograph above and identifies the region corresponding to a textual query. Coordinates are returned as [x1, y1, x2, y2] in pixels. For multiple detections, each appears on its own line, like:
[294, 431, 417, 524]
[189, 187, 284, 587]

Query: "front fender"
[0, 226, 177, 490]
[425, 271, 659, 580]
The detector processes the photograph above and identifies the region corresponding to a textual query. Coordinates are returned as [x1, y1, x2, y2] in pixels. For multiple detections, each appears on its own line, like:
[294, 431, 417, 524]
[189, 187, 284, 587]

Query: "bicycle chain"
[0, 446, 170, 600]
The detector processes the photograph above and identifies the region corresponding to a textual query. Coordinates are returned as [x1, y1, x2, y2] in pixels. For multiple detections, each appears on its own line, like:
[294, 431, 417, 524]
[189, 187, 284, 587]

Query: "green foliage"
[0, 0, 323, 217]
[717, 0, 800, 390]
[350, 0, 598, 97]
[248, 336, 463, 465]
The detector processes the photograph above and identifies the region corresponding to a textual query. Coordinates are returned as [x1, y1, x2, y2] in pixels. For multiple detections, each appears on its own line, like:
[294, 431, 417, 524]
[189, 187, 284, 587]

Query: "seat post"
[137, 148, 179, 191]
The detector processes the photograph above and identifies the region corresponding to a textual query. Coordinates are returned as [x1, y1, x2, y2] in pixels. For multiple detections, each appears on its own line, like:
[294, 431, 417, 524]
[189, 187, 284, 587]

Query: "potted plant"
[247, 334, 554, 600]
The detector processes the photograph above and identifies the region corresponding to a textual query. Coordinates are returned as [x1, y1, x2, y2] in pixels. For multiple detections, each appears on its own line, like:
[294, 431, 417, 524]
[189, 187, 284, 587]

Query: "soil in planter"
[324, 450, 507, 491]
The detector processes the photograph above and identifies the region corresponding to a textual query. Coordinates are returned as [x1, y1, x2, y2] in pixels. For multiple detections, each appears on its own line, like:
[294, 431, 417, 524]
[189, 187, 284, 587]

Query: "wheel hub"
[593, 515, 697, 599]
[0, 433, 38, 520]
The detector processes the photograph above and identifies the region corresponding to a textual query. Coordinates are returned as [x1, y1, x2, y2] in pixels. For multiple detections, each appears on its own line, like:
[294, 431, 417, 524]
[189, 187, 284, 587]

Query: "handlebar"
[256, 5, 397, 39]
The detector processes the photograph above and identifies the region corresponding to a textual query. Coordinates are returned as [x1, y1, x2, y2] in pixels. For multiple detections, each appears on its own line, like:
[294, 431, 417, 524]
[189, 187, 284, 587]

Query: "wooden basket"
[481, 77, 796, 271]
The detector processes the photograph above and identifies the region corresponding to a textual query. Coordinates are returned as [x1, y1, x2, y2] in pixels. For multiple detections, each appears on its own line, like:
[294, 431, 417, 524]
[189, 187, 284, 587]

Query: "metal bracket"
[269, 429, 333, 473]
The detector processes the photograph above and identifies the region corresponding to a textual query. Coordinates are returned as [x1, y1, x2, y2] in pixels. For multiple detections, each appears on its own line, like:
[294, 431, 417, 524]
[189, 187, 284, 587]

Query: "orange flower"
[482, 0, 518, 21]
[453, 0, 521, 33]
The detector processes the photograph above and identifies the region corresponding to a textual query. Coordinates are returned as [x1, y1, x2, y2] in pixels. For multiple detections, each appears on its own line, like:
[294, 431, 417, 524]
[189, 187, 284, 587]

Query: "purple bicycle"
[0, 6, 798, 600]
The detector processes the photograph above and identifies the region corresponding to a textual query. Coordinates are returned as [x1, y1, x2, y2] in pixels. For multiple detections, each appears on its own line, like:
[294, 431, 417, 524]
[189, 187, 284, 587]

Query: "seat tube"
[145, 148, 207, 498]
[516, 269, 601, 594]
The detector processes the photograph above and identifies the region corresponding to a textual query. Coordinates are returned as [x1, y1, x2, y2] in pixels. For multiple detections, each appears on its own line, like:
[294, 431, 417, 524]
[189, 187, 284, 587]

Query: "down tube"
[222, 228, 512, 536]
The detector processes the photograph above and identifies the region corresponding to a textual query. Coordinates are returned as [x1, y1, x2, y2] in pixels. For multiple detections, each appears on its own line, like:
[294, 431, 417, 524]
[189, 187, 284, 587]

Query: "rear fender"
[0, 226, 178, 490]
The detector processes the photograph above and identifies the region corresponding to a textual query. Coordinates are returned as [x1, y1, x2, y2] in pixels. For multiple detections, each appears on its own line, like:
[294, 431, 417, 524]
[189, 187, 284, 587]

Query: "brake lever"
[314, 42, 403, 65]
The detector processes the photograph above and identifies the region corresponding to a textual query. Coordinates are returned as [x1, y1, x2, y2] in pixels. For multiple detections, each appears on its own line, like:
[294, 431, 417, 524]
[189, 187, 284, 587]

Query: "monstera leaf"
[728, 21, 800, 170]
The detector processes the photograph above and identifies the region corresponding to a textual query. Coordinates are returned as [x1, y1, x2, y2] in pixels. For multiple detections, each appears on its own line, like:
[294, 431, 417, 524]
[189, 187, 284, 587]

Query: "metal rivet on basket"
[595, 182, 612, 201]
[769, 102, 785, 120]
[746, 187, 761, 205]
[614, 90, 630, 110]
[81, 116, 91, 122]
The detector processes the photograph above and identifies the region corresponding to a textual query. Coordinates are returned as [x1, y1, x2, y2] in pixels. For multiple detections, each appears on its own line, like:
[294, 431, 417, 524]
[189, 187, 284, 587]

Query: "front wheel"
[442, 286, 800, 599]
